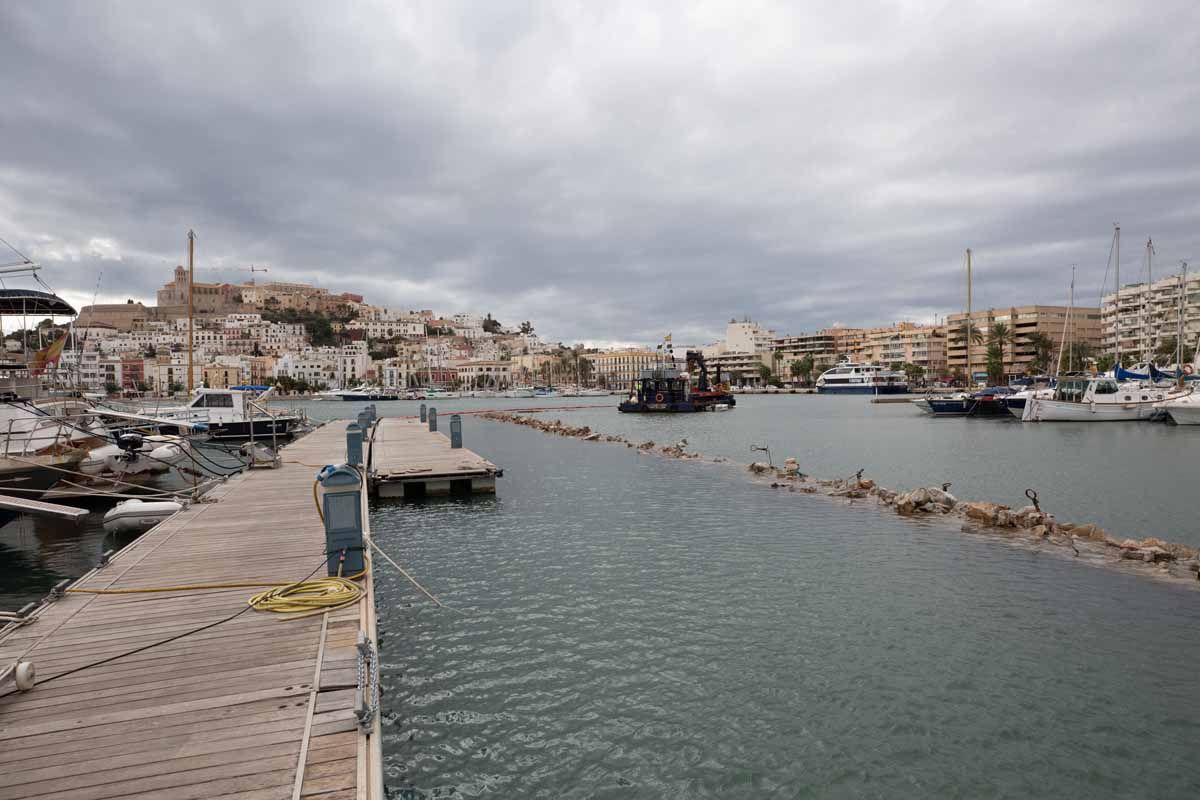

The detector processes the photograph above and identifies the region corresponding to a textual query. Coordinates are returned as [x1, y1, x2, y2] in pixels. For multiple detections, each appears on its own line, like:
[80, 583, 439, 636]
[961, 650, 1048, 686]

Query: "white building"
[456, 360, 511, 388]
[335, 341, 370, 388]
[1101, 272, 1200, 361]
[724, 319, 776, 354]
[273, 349, 337, 387]
[345, 318, 426, 340]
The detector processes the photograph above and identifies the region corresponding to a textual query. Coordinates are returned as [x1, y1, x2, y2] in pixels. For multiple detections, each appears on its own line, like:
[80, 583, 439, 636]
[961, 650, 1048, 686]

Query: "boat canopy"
[0, 290, 75, 316]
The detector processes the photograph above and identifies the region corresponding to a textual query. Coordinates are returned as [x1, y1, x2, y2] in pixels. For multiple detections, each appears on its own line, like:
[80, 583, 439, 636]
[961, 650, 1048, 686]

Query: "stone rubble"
[478, 410, 1200, 582]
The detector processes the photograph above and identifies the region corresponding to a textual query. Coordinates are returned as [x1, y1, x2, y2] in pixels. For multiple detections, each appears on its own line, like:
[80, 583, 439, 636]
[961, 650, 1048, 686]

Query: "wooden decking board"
[368, 417, 498, 491]
[4, 715, 307, 773]
[0, 422, 383, 800]
[0, 696, 309, 758]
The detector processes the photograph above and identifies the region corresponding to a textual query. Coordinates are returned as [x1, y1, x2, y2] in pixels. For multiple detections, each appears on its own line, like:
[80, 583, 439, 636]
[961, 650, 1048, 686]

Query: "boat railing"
[247, 399, 281, 456]
[2, 414, 80, 458]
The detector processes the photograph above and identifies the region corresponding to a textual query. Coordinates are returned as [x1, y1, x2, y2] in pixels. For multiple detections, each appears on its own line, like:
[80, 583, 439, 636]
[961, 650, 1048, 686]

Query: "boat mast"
[187, 229, 195, 393]
[1057, 267, 1074, 376]
[1145, 237, 1153, 361]
[965, 248, 972, 385]
[1179, 261, 1187, 369]
[1113, 223, 1120, 369]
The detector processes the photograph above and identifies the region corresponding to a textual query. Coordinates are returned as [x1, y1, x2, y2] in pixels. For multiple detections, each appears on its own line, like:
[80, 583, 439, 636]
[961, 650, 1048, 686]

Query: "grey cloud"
[1, 1, 1197, 343]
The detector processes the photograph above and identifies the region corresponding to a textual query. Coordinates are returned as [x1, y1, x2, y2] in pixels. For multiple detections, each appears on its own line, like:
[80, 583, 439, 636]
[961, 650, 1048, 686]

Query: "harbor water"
[290, 393, 1199, 547]
[370, 414, 1200, 798]
[3, 395, 1198, 797]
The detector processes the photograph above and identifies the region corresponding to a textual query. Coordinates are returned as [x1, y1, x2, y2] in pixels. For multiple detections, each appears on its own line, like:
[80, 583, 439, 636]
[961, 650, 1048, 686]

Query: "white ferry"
[815, 361, 909, 395]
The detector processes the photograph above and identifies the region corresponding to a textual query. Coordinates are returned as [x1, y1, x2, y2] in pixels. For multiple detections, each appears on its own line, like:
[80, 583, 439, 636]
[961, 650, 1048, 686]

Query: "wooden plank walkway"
[368, 417, 499, 498]
[0, 423, 382, 800]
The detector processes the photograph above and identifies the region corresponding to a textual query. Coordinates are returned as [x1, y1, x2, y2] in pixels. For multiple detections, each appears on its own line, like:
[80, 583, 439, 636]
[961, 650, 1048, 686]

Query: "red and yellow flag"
[30, 336, 67, 375]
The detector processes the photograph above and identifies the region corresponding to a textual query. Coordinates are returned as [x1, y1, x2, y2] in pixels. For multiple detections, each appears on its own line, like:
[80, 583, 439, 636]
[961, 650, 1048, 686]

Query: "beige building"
[945, 305, 1103, 379]
[583, 350, 662, 389]
[858, 323, 948, 375]
[772, 327, 866, 371]
[455, 360, 512, 389]
[157, 267, 244, 314]
[202, 363, 245, 389]
[705, 350, 772, 387]
[76, 302, 157, 332]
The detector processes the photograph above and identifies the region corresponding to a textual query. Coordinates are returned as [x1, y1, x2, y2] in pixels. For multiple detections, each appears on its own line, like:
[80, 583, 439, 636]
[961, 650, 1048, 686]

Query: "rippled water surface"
[371, 416, 1200, 799]
[288, 393, 1200, 546]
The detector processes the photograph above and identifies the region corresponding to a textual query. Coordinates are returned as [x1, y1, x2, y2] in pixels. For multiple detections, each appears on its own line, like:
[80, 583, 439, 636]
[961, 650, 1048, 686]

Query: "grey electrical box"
[319, 465, 364, 575]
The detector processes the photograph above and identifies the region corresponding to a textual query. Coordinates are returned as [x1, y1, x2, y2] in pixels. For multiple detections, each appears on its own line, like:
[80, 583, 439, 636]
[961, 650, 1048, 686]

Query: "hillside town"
[12, 261, 1194, 396]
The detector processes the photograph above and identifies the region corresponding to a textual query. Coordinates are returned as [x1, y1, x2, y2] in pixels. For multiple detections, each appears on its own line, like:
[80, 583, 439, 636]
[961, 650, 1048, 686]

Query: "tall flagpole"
[187, 229, 195, 393]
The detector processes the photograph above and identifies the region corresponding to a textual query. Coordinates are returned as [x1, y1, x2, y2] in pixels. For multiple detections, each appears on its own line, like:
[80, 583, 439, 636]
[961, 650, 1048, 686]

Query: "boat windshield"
[1054, 378, 1090, 403]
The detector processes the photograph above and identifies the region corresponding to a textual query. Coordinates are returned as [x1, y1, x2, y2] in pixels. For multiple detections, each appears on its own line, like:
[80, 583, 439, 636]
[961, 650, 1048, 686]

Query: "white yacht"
[505, 387, 535, 398]
[1154, 391, 1200, 425]
[1023, 376, 1188, 422]
[334, 385, 399, 401]
[148, 388, 300, 440]
[816, 361, 908, 394]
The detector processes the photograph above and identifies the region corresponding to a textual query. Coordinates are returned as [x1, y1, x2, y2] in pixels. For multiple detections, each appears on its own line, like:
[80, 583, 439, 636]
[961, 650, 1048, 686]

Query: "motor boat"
[334, 385, 399, 401]
[913, 386, 1014, 416]
[1024, 376, 1189, 422]
[505, 387, 535, 398]
[816, 361, 909, 394]
[80, 434, 192, 476]
[1153, 391, 1200, 425]
[1005, 387, 1054, 418]
[579, 388, 609, 397]
[911, 391, 972, 415]
[102, 498, 184, 534]
[144, 388, 300, 440]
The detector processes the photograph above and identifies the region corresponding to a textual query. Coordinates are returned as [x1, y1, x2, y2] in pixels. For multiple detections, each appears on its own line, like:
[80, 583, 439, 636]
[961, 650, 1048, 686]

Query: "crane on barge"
[618, 350, 736, 413]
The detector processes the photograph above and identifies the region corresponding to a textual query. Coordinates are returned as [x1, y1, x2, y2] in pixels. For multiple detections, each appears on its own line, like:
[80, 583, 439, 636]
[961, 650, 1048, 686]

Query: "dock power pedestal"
[316, 464, 365, 576]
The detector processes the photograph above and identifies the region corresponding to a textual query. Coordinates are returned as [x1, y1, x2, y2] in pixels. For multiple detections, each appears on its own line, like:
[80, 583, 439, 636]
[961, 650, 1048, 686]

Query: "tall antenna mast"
[965, 248, 973, 385]
[1057, 267, 1074, 376]
[187, 229, 195, 393]
[1113, 224, 1120, 369]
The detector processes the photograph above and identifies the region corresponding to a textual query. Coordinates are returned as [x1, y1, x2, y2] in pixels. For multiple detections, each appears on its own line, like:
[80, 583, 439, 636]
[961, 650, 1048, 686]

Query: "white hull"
[1026, 397, 1169, 422]
[1163, 405, 1200, 425]
[103, 499, 183, 533]
[1156, 394, 1200, 425]
[505, 388, 535, 398]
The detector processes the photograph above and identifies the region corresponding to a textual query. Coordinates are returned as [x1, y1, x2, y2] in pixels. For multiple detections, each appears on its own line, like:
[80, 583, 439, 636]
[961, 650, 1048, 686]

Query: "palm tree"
[987, 321, 1012, 379]
[954, 319, 983, 347]
[1024, 331, 1055, 374]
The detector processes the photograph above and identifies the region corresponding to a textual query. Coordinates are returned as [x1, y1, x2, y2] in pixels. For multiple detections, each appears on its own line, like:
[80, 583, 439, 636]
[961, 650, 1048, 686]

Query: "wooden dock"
[368, 417, 499, 499]
[0, 423, 382, 800]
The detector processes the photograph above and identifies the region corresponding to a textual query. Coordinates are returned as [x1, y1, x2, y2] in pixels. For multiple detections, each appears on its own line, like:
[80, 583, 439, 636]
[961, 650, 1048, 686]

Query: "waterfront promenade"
[0, 423, 382, 800]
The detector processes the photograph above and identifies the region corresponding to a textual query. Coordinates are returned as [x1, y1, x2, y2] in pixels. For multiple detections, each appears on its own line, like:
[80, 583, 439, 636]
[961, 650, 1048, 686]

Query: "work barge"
[0, 410, 498, 800]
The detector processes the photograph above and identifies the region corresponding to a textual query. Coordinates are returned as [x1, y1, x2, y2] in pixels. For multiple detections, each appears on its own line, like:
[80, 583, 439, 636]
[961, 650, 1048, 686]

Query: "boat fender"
[654, 392, 665, 403]
[1185, 364, 1195, 375]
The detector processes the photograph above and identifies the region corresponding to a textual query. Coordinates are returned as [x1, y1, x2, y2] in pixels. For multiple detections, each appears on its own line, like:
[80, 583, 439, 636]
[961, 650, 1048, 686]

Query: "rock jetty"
[477, 410, 1200, 582]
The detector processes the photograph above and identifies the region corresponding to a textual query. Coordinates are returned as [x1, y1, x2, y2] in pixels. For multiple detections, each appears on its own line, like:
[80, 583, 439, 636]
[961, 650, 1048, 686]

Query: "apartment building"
[345, 318, 426, 340]
[772, 327, 866, 369]
[705, 350, 772, 387]
[456, 360, 512, 388]
[583, 350, 663, 389]
[945, 305, 1103, 379]
[858, 323, 947, 374]
[1101, 273, 1200, 360]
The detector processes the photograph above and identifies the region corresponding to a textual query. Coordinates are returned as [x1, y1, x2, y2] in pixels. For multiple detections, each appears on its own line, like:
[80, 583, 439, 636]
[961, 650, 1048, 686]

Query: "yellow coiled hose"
[247, 575, 363, 615]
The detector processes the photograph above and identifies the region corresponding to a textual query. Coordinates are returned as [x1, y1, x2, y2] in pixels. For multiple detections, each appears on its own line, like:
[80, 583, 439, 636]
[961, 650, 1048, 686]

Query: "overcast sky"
[1, 1, 1197, 347]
